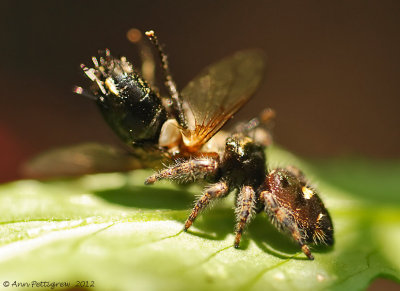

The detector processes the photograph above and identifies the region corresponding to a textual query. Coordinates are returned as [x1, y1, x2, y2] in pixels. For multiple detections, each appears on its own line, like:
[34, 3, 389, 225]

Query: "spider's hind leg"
[260, 190, 314, 260]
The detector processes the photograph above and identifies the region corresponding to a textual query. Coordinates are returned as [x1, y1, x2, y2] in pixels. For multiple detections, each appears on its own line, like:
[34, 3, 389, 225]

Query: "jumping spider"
[145, 115, 333, 260]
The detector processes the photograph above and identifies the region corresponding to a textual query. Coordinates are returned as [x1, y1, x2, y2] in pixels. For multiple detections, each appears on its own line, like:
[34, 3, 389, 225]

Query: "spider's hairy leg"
[234, 186, 256, 248]
[145, 158, 219, 185]
[260, 190, 314, 260]
[184, 181, 229, 231]
[145, 30, 187, 128]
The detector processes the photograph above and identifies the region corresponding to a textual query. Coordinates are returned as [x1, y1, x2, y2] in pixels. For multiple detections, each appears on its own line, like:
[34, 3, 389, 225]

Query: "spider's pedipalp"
[145, 157, 219, 184]
[184, 181, 229, 231]
[234, 186, 257, 248]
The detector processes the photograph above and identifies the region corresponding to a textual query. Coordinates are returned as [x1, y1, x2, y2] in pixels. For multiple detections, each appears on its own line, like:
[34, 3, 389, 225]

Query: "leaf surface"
[0, 147, 399, 291]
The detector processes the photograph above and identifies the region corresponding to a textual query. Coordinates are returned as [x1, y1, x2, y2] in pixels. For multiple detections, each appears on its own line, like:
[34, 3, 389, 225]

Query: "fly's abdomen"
[79, 51, 168, 146]
[97, 72, 167, 145]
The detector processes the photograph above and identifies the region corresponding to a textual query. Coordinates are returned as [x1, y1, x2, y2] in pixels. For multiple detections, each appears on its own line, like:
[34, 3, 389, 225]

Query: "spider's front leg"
[184, 181, 229, 230]
[145, 157, 219, 184]
[145, 157, 225, 231]
[234, 186, 257, 248]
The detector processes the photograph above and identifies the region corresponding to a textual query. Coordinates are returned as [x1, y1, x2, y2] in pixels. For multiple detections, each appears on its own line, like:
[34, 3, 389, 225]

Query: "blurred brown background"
[1, 2, 400, 289]
[1, 0, 399, 183]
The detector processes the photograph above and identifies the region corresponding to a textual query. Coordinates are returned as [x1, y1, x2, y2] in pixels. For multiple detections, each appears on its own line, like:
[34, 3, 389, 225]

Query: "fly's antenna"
[145, 30, 188, 129]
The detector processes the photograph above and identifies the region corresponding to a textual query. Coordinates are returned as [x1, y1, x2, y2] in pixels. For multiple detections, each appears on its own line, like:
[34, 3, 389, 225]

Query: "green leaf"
[0, 146, 399, 291]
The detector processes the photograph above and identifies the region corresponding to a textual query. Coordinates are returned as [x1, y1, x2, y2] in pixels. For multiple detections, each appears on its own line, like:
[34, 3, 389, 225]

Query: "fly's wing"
[21, 143, 164, 179]
[181, 49, 265, 149]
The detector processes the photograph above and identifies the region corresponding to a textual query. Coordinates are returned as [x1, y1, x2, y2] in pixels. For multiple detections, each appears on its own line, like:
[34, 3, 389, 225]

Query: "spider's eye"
[225, 139, 236, 152]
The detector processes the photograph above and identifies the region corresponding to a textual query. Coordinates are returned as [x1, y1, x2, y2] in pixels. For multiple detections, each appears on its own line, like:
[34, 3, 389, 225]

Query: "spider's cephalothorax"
[222, 134, 267, 188]
[145, 130, 269, 249]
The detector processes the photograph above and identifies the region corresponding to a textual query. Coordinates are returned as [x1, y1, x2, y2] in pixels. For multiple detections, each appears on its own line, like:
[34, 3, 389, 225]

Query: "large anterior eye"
[225, 140, 236, 152]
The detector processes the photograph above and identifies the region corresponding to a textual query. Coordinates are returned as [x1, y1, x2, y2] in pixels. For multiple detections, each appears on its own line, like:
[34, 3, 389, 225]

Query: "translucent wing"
[181, 49, 266, 149]
[21, 143, 164, 179]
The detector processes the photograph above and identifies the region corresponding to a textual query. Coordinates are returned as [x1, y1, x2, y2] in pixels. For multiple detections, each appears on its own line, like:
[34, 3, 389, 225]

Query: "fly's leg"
[126, 28, 157, 88]
[145, 30, 187, 128]
[184, 181, 229, 230]
[145, 158, 219, 185]
[233, 108, 276, 147]
[260, 190, 314, 260]
[234, 186, 256, 248]
[233, 108, 275, 133]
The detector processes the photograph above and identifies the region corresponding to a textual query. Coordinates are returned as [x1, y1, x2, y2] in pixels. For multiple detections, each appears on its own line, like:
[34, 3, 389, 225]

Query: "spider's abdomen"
[265, 169, 334, 246]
